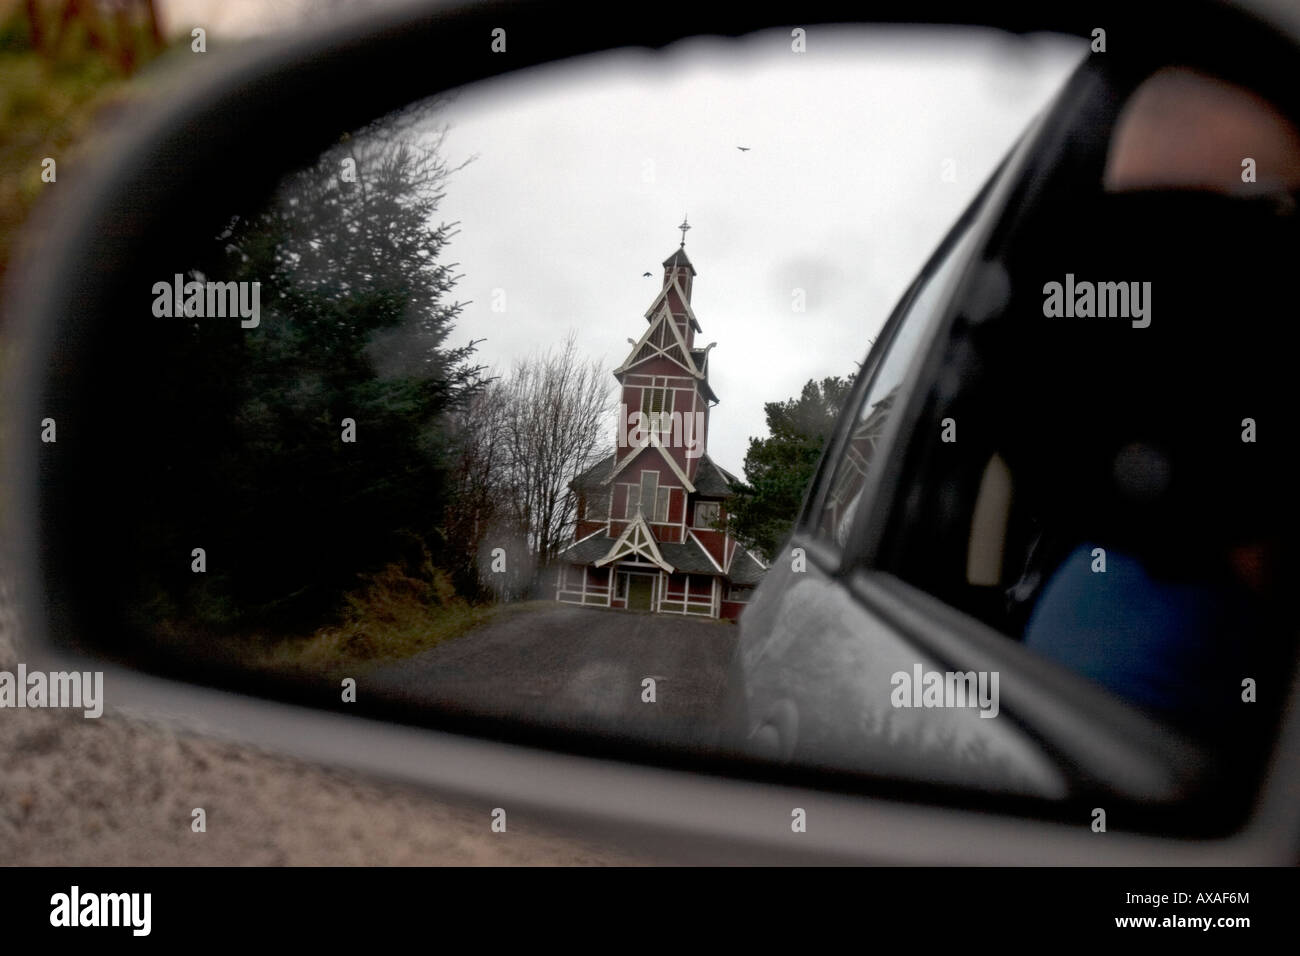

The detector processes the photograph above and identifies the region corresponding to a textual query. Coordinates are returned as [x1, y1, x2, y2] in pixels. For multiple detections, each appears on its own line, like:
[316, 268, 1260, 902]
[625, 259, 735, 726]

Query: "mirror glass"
[74, 26, 1096, 794]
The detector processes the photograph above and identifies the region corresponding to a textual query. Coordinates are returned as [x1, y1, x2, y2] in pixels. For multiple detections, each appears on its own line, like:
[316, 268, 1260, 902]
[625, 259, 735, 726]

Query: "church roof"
[662, 246, 696, 274]
[726, 547, 767, 585]
[557, 530, 619, 564]
[660, 538, 724, 574]
[569, 451, 740, 498]
[689, 350, 719, 403]
[571, 452, 616, 491]
[693, 455, 741, 498]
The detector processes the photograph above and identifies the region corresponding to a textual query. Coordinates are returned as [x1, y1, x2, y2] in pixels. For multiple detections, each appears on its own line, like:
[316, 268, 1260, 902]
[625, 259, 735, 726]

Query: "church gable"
[642, 275, 700, 334]
[595, 514, 674, 573]
[610, 442, 694, 496]
[618, 302, 700, 377]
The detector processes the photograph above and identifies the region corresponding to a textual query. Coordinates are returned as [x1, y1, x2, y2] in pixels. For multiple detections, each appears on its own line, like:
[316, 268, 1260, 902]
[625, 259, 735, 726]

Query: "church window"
[639, 472, 658, 518]
[641, 382, 674, 436]
[695, 501, 720, 528]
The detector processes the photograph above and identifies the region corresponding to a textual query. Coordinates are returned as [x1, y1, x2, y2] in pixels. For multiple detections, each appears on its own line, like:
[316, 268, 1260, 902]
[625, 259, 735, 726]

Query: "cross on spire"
[678, 214, 691, 247]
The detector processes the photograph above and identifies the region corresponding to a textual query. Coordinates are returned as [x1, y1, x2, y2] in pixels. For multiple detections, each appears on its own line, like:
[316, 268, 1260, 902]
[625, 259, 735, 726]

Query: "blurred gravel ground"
[0, 579, 648, 865]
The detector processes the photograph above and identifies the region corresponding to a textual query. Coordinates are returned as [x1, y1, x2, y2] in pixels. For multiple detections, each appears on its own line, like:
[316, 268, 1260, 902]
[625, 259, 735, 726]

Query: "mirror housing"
[7, 0, 1300, 865]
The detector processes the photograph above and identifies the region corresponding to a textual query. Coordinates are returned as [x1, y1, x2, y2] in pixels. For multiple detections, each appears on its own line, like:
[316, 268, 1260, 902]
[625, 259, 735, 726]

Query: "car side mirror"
[7, 0, 1300, 866]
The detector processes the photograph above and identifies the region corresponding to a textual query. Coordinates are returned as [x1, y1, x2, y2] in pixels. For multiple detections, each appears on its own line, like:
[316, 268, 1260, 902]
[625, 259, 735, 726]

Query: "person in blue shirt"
[1022, 542, 1262, 733]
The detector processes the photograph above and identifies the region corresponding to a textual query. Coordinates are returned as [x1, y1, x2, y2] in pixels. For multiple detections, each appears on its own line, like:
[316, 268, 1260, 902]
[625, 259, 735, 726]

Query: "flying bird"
[737, 146, 750, 151]
[643, 271, 652, 277]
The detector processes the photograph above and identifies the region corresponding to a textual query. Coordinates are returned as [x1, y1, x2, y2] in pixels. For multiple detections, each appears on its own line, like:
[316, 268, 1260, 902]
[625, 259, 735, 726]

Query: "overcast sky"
[399, 26, 1086, 472]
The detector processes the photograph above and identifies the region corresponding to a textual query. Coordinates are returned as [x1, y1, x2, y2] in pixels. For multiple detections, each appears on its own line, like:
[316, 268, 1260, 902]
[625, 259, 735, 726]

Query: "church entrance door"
[626, 573, 654, 611]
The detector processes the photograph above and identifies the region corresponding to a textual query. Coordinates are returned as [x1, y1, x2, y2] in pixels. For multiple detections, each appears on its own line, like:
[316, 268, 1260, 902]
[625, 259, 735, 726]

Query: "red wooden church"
[554, 221, 767, 619]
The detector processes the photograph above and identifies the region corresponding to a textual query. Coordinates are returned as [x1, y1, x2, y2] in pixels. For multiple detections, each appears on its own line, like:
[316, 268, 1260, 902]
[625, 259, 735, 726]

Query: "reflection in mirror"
[104, 27, 1087, 796]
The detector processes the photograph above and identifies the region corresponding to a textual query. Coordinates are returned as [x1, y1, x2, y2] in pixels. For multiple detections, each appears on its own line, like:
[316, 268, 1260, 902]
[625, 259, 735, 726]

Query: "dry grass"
[248, 558, 501, 680]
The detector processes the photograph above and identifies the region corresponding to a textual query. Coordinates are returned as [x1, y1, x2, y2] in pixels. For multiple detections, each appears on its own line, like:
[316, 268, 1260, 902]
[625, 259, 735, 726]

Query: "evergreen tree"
[727, 375, 855, 561]
[130, 107, 484, 635]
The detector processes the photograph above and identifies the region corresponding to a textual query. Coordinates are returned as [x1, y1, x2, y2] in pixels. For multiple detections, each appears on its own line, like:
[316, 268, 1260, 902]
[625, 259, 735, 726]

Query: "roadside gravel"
[0, 580, 647, 865]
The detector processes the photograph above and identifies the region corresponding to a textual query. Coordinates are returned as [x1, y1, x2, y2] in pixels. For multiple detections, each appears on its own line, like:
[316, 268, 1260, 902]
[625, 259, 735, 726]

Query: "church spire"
[662, 217, 696, 293]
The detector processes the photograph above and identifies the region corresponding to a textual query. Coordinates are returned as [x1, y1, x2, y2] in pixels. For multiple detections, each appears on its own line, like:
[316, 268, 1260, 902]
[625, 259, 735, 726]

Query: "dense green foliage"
[129, 116, 485, 635]
[726, 375, 855, 560]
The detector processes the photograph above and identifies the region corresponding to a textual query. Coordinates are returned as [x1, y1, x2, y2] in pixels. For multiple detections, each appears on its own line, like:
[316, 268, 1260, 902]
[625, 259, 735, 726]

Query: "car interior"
[875, 49, 1300, 780]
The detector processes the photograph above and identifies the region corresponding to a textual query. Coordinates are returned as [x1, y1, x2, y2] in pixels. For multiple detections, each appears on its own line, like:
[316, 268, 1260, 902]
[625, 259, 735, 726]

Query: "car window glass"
[816, 221, 983, 548]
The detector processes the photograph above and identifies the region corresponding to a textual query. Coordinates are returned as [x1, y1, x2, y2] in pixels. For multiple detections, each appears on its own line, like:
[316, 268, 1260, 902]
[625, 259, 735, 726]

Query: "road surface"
[368, 603, 740, 750]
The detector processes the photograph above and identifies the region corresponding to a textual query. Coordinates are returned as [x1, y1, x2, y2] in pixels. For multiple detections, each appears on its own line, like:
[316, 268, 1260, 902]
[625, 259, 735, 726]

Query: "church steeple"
[661, 214, 696, 302]
[611, 221, 717, 475]
[619, 222, 702, 371]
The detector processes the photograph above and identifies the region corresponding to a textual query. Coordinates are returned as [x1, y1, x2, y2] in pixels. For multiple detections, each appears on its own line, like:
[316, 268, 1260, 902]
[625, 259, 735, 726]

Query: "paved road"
[368, 604, 740, 750]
